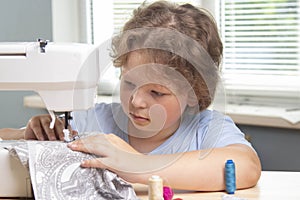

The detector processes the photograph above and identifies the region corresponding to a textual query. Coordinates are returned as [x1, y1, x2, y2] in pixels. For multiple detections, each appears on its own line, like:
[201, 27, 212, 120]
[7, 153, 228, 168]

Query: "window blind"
[113, 0, 142, 35]
[113, 0, 198, 34]
[220, 0, 300, 107]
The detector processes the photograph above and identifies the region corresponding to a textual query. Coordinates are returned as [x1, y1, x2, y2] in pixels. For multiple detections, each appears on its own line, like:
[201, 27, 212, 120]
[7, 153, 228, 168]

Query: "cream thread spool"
[148, 175, 163, 200]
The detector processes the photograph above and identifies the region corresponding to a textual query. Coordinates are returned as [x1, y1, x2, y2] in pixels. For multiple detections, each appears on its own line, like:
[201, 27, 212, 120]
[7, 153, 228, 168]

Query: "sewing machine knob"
[37, 38, 49, 53]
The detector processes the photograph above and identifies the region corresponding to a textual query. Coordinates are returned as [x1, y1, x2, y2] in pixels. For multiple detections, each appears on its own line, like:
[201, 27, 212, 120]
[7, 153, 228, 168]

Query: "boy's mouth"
[129, 113, 150, 125]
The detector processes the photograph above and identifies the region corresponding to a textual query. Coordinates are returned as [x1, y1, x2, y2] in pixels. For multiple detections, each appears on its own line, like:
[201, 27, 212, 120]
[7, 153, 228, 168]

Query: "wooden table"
[134, 171, 300, 199]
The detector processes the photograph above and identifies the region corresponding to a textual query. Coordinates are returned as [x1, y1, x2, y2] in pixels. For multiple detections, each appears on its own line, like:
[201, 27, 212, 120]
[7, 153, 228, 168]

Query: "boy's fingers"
[27, 119, 45, 140]
[55, 119, 65, 141]
[68, 140, 88, 152]
[80, 158, 108, 169]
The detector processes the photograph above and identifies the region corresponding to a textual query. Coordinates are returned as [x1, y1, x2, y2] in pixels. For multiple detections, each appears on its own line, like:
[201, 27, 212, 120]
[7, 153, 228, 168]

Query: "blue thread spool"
[225, 159, 236, 194]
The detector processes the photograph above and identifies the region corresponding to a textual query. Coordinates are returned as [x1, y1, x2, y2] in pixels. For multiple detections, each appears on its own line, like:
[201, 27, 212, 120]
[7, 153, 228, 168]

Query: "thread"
[225, 159, 236, 194]
[148, 175, 163, 200]
[163, 186, 174, 200]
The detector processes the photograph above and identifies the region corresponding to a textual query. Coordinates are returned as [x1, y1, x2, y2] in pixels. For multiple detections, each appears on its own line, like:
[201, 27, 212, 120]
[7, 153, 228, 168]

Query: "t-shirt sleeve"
[70, 103, 127, 137]
[70, 103, 109, 133]
[199, 110, 253, 149]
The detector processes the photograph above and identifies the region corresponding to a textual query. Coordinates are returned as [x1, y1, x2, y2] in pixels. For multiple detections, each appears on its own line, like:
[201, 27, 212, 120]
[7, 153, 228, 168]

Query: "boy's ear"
[187, 90, 198, 107]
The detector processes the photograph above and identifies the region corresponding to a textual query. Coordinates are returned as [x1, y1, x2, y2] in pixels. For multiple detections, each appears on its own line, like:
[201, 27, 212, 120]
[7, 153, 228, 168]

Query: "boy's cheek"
[120, 94, 131, 113]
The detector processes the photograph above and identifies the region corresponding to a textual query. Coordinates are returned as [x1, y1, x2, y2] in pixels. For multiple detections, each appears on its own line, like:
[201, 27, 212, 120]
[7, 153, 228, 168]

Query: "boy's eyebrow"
[152, 84, 168, 90]
[122, 72, 168, 88]
[121, 69, 135, 79]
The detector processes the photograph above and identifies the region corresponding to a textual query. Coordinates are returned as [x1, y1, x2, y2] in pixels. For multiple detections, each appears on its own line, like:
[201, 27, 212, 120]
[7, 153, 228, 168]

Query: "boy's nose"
[130, 88, 147, 108]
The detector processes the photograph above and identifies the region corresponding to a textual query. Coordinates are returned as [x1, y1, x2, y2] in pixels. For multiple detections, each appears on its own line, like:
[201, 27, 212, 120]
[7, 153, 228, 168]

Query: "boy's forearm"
[130, 144, 261, 191]
[0, 128, 25, 140]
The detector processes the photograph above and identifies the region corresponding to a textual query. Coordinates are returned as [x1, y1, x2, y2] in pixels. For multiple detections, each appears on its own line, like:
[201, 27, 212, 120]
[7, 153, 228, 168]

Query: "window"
[91, 1, 300, 108]
[219, 0, 300, 108]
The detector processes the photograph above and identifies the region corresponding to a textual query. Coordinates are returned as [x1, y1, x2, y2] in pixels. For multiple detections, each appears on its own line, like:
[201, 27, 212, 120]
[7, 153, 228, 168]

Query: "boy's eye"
[124, 80, 136, 88]
[151, 90, 166, 97]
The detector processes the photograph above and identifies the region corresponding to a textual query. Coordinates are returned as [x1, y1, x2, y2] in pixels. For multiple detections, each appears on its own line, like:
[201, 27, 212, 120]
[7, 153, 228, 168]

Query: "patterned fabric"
[6, 140, 138, 200]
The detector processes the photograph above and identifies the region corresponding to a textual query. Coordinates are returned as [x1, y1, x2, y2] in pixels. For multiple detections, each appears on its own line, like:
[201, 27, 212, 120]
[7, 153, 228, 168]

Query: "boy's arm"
[68, 134, 261, 191]
[0, 128, 25, 140]
[133, 144, 261, 191]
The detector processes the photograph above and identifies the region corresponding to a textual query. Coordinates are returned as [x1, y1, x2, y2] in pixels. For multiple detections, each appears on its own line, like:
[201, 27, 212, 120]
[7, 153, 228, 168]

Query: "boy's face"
[120, 51, 189, 138]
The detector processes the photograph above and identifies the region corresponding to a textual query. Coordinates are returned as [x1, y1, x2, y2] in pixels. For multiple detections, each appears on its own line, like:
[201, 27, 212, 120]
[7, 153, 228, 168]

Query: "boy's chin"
[129, 121, 164, 138]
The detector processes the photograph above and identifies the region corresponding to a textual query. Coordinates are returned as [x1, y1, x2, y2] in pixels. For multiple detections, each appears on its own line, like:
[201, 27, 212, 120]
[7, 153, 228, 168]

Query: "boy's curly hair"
[111, 1, 223, 112]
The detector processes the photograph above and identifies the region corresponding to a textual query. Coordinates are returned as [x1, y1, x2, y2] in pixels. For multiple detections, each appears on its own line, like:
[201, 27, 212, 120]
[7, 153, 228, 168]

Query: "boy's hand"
[67, 133, 178, 183]
[68, 133, 144, 181]
[24, 114, 65, 141]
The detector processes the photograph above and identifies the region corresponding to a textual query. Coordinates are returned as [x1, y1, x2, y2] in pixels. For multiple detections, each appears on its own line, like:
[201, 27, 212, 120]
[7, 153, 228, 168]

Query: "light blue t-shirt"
[71, 103, 252, 155]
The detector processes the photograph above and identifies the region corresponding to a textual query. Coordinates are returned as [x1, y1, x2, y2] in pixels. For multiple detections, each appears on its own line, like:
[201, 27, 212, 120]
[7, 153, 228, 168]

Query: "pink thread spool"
[163, 186, 174, 200]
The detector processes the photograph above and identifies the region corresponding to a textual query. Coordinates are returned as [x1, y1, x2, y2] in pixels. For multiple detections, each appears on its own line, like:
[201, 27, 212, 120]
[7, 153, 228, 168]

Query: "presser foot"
[63, 129, 80, 143]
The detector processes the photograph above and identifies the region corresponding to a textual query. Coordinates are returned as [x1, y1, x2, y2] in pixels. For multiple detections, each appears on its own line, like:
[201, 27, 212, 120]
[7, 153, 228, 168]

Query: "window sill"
[226, 104, 300, 130]
[23, 95, 300, 130]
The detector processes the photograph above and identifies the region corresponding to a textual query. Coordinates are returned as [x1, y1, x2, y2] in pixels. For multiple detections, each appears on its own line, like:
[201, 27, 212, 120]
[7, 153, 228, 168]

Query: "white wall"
[201, 0, 218, 18]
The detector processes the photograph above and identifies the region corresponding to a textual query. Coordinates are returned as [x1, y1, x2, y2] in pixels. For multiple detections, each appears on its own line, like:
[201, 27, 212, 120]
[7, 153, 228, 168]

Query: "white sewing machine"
[0, 140, 33, 198]
[0, 40, 99, 198]
[0, 40, 99, 125]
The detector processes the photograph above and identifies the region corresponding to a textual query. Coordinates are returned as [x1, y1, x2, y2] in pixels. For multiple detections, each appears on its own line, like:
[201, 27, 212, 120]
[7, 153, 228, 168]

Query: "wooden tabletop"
[134, 171, 300, 200]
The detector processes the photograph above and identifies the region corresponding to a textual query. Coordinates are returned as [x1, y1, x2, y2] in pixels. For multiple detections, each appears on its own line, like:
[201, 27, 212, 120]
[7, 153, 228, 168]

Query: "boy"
[9, 1, 261, 191]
